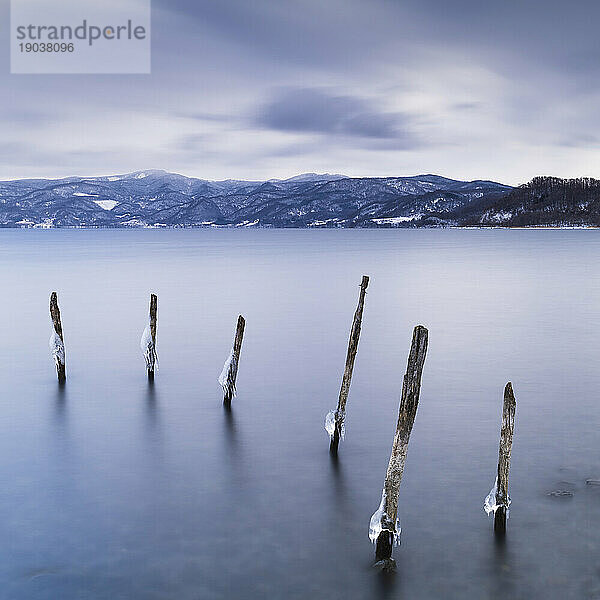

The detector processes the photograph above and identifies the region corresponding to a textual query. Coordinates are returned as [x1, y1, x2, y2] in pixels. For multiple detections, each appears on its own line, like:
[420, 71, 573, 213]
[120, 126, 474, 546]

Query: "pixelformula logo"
[11, 0, 151, 74]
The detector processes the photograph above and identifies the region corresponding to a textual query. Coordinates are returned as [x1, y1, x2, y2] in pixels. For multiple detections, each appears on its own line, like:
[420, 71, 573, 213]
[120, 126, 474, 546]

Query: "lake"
[0, 228, 599, 599]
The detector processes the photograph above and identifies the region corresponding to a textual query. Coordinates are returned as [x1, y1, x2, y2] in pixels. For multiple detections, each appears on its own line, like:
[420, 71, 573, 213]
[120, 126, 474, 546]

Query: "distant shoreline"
[1, 225, 598, 231]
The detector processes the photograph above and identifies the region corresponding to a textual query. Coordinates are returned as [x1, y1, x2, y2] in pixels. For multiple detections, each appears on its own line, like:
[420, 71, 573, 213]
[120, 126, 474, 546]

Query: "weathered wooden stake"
[327, 275, 369, 454]
[219, 315, 245, 407]
[49, 292, 66, 383]
[493, 382, 516, 535]
[370, 325, 428, 571]
[140, 294, 158, 380]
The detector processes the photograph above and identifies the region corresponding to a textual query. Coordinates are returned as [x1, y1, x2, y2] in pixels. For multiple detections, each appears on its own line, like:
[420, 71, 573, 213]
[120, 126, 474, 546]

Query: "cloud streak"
[255, 87, 416, 145]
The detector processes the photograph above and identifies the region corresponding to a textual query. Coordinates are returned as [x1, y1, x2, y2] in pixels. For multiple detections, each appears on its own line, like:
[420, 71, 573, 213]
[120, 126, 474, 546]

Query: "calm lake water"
[1, 229, 600, 599]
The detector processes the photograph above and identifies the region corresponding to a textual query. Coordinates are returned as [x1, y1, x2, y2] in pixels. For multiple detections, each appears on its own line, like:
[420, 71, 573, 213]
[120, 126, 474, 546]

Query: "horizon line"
[0, 168, 532, 186]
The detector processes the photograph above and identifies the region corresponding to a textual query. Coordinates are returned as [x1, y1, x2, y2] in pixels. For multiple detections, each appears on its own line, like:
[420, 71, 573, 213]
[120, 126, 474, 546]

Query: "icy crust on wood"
[325, 409, 345, 441]
[219, 350, 237, 399]
[369, 490, 401, 545]
[49, 329, 65, 368]
[484, 476, 511, 516]
[140, 323, 158, 372]
[379, 438, 408, 540]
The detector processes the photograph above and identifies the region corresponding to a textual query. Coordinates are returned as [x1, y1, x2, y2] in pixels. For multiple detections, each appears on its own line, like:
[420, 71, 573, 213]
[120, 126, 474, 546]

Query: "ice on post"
[49, 329, 65, 371]
[325, 410, 345, 441]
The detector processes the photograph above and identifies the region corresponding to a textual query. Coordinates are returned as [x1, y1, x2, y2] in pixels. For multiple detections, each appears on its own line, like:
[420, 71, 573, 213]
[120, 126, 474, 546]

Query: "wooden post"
[493, 382, 516, 534]
[219, 315, 245, 407]
[49, 292, 66, 383]
[327, 275, 369, 454]
[141, 294, 158, 380]
[370, 325, 428, 571]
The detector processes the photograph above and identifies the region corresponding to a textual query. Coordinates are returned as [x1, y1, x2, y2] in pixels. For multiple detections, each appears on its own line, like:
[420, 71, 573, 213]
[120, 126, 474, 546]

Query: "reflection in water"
[374, 568, 398, 599]
[223, 404, 237, 446]
[144, 379, 158, 427]
[222, 404, 245, 481]
[489, 535, 515, 600]
[141, 380, 164, 463]
[328, 452, 347, 505]
[54, 381, 67, 420]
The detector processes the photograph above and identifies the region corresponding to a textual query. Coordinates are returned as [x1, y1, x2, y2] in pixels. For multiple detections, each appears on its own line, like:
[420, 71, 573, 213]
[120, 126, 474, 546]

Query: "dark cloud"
[256, 87, 415, 143]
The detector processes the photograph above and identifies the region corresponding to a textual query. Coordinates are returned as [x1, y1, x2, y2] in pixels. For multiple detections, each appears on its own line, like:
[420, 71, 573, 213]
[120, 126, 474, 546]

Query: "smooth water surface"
[1, 229, 600, 599]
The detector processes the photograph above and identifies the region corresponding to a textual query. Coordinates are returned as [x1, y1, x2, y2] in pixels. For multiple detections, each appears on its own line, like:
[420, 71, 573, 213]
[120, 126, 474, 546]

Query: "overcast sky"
[2, 0, 599, 184]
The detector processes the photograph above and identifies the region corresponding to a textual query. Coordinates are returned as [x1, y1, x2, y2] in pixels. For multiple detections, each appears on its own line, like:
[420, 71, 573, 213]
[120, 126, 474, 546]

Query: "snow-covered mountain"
[0, 170, 512, 228]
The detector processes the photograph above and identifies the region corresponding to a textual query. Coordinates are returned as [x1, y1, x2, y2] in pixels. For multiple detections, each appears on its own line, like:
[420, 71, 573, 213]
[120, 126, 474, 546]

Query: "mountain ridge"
[0, 171, 596, 228]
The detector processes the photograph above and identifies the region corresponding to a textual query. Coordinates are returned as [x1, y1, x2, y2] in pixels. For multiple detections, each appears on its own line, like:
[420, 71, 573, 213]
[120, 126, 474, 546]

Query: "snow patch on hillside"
[93, 200, 118, 211]
[371, 215, 422, 225]
[486, 211, 513, 223]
